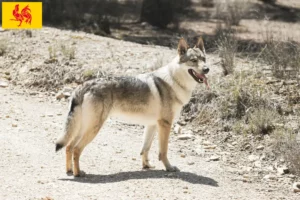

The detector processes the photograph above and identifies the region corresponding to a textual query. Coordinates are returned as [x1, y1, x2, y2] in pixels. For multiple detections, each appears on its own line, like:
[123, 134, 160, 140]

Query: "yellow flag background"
[2, 2, 42, 29]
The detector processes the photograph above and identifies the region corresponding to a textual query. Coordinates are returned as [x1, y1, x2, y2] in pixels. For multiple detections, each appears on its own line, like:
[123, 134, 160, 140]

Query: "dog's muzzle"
[188, 69, 209, 89]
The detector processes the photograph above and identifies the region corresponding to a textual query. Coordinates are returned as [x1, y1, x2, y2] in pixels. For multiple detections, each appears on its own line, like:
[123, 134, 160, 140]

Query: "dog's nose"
[203, 66, 209, 74]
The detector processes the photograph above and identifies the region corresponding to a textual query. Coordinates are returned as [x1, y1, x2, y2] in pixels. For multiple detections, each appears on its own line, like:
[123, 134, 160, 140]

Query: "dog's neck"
[155, 55, 198, 105]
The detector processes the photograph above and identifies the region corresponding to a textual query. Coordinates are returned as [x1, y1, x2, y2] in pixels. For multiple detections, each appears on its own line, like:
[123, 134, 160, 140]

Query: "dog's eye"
[191, 59, 197, 63]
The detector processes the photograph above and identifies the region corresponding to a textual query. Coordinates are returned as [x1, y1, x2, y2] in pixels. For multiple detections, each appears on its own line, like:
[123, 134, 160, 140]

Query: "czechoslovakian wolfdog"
[56, 37, 209, 177]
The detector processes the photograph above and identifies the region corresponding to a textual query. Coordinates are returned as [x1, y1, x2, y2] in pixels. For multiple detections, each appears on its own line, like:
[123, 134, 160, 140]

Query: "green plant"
[48, 45, 57, 60]
[61, 44, 76, 60]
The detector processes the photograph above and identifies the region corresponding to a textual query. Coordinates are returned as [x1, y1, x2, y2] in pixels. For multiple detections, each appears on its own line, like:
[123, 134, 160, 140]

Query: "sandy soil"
[0, 25, 299, 199]
[1, 87, 298, 200]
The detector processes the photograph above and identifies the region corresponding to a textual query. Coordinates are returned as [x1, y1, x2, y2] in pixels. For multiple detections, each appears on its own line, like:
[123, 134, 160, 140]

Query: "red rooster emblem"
[10, 4, 32, 27]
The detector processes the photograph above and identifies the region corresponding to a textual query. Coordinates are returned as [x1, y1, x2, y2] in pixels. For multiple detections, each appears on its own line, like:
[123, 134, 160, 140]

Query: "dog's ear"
[178, 38, 189, 56]
[195, 37, 205, 53]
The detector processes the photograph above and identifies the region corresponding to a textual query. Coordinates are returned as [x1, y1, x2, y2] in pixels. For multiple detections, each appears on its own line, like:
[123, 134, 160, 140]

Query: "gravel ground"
[0, 27, 299, 200]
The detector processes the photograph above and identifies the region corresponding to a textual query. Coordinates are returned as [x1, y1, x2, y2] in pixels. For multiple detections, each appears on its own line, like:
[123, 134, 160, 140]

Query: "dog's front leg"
[157, 119, 180, 172]
[140, 125, 156, 169]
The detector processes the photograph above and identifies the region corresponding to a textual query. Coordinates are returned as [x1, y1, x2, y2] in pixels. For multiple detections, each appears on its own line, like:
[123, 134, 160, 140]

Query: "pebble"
[187, 161, 195, 165]
[248, 155, 259, 162]
[0, 81, 8, 88]
[180, 153, 186, 158]
[263, 174, 278, 180]
[173, 124, 182, 134]
[12, 123, 18, 127]
[178, 133, 193, 140]
[209, 155, 220, 161]
[256, 145, 264, 150]
[203, 145, 217, 149]
[231, 141, 238, 146]
[293, 182, 300, 193]
[277, 166, 289, 175]
[203, 141, 212, 146]
[56, 92, 65, 100]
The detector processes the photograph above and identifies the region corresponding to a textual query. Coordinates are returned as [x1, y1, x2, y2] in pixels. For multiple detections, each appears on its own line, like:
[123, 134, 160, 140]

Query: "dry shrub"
[260, 32, 300, 80]
[247, 108, 279, 135]
[216, 71, 272, 120]
[28, 64, 75, 90]
[273, 129, 300, 176]
[214, 0, 250, 26]
[215, 24, 237, 75]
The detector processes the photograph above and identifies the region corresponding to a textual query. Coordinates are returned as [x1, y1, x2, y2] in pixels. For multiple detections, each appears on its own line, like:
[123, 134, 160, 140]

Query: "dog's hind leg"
[72, 97, 110, 177]
[157, 119, 180, 172]
[140, 125, 156, 169]
[65, 144, 73, 175]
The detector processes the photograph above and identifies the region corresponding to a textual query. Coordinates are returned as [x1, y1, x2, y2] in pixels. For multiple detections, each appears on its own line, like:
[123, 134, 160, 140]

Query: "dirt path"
[0, 87, 297, 200]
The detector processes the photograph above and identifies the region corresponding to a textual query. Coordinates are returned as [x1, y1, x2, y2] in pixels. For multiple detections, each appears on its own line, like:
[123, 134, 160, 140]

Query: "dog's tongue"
[197, 74, 210, 89]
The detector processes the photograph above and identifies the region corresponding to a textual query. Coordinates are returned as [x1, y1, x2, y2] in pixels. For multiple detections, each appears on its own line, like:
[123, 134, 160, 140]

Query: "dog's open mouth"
[188, 69, 209, 89]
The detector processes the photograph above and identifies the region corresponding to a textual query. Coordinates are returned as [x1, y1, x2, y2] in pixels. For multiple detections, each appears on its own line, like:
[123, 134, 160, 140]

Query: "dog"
[55, 37, 209, 177]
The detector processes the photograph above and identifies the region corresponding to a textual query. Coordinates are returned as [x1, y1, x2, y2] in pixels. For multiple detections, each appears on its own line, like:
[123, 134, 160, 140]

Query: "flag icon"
[2, 2, 42, 29]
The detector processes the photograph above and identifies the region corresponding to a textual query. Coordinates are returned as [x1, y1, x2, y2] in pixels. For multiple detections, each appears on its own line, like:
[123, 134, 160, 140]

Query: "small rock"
[263, 174, 277, 180]
[231, 141, 238, 146]
[132, 158, 136, 161]
[187, 161, 195, 165]
[293, 182, 300, 193]
[174, 124, 182, 134]
[0, 81, 8, 88]
[248, 155, 259, 162]
[12, 123, 18, 127]
[254, 160, 262, 168]
[209, 155, 220, 161]
[277, 166, 289, 175]
[178, 133, 193, 140]
[203, 145, 217, 149]
[203, 141, 212, 146]
[180, 153, 186, 158]
[56, 92, 65, 100]
[63, 92, 71, 98]
[256, 145, 264, 150]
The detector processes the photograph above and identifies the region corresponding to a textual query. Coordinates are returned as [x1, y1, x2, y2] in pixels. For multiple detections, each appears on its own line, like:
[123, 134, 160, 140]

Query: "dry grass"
[260, 32, 300, 80]
[273, 129, 300, 176]
[214, 0, 251, 26]
[48, 45, 57, 60]
[61, 44, 76, 60]
[215, 24, 237, 75]
[247, 108, 279, 135]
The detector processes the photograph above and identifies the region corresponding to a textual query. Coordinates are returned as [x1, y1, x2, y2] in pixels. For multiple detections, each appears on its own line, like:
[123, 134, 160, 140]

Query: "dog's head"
[177, 37, 209, 88]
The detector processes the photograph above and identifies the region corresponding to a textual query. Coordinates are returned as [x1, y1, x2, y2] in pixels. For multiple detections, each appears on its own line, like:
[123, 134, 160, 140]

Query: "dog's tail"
[55, 94, 82, 152]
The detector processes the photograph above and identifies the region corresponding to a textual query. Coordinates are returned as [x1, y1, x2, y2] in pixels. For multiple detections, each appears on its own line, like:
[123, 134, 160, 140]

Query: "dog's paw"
[166, 165, 180, 172]
[143, 162, 155, 169]
[74, 170, 86, 178]
[66, 170, 73, 176]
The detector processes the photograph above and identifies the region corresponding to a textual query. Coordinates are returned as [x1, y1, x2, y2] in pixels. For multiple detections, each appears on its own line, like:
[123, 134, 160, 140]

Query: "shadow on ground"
[249, 2, 300, 23]
[59, 170, 218, 186]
